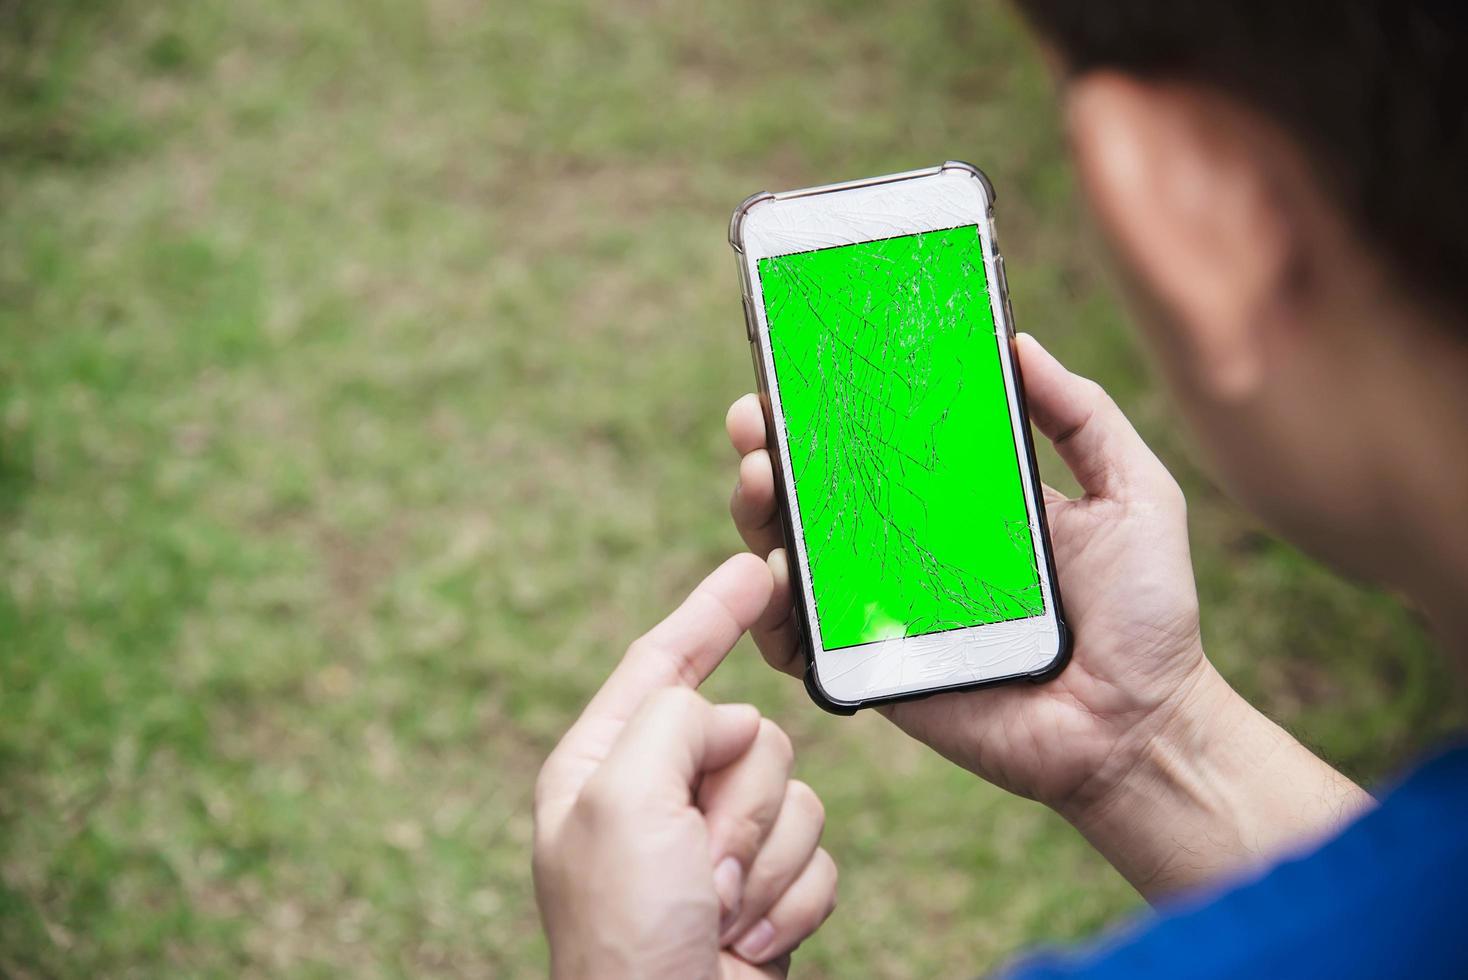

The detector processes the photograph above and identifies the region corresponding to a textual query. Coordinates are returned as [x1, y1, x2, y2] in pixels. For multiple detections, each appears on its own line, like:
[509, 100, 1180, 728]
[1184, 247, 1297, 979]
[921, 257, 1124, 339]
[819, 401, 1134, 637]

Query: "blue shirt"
[1005, 742, 1468, 979]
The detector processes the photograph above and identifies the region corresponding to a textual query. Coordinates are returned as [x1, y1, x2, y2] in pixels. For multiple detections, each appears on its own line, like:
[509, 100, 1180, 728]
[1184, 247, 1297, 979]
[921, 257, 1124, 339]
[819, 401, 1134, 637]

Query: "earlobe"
[1065, 74, 1292, 401]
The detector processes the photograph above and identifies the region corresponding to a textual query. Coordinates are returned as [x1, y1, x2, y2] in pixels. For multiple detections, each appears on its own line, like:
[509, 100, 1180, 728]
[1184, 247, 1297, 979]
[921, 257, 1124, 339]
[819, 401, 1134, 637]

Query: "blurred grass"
[1, 0, 1464, 976]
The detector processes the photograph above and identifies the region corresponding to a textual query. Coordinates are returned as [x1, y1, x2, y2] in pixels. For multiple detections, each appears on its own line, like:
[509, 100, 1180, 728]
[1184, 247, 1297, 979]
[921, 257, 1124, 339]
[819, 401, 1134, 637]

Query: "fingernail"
[733, 918, 776, 962]
[713, 856, 743, 928]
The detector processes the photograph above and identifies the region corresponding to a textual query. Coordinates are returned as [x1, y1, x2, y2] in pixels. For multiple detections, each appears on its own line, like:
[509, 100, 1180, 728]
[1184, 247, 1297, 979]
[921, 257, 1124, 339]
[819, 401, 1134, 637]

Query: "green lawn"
[2, 1, 1463, 976]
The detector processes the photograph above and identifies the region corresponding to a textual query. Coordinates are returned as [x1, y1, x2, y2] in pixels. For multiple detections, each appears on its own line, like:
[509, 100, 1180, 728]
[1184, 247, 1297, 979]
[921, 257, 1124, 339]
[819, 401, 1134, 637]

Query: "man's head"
[1013, 2, 1468, 599]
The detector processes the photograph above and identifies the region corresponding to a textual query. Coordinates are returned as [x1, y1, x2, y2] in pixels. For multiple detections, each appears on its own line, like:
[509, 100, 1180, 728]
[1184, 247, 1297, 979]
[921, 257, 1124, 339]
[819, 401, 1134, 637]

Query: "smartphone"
[728, 161, 1070, 713]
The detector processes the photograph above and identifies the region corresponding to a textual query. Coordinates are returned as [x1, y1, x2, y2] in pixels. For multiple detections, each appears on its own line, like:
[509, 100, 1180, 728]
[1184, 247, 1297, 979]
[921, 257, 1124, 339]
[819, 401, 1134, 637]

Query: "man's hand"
[726, 334, 1369, 898]
[728, 334, 1211, 813]
[533, 555, 838, 979]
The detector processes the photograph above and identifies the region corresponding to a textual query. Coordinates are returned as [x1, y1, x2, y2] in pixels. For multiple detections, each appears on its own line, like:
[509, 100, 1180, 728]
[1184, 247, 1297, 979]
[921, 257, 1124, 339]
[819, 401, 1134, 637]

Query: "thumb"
[1016, 332, 1176, 501]
[592, 689, 762, 802]
[534, 555, 773, 829]
[587, 553, 774, 724]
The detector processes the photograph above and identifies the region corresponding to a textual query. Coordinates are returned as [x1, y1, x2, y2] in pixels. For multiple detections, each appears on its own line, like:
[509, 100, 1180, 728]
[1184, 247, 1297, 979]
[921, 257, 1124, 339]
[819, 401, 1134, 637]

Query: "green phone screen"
[758, 223, 1043, 651]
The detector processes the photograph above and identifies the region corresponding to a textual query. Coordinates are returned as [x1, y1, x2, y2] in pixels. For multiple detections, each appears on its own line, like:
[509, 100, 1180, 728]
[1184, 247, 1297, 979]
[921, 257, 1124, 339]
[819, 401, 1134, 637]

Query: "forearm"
[1060, 664, 1373, 902]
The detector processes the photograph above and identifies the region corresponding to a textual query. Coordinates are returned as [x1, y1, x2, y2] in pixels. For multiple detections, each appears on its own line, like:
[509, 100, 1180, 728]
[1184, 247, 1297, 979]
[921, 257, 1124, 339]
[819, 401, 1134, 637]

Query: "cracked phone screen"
[758, 224, 1044, 651]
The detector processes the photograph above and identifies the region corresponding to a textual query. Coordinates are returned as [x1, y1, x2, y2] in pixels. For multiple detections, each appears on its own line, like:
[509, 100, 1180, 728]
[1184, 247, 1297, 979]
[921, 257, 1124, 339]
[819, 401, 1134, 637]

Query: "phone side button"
[749, 340, 776, 402]
[741, 294, 757, 341]
[993, 256, 1016, 338]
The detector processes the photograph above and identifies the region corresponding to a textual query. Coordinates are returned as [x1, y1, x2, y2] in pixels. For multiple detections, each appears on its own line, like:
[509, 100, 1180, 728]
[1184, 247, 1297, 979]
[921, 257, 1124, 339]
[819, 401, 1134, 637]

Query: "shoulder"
[1003, 743, 1468, 980]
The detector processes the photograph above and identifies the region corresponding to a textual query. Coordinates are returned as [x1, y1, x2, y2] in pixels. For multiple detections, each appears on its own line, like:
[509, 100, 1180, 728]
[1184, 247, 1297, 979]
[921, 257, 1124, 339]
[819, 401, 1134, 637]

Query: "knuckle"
[532, 752, 568, 818]
[720, 812, 767, 859]
[757, 718, 794, 767]
[529, 839, 553, 883]
[574, 773, 621, 825]
[622, 636, 655, 665]
[817, 848, 839, 913]
[1080, 376, 1110, 404]
[530, 815, 550, 850]
[744, 450, 774, 489]
[530, 822, 564, 877]
[785, 779, 825, 832]
[531, 770, 553, 816]
[1073, 375, 1117, 416]
[647, 685, 702, 718]
[788, 854, 839, 933]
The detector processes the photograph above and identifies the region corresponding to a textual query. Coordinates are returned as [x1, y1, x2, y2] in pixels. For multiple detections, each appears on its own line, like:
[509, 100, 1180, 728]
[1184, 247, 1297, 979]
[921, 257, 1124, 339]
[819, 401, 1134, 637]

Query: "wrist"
[1055, 651, 1242, 830]
[1055, 656, 1371, 898]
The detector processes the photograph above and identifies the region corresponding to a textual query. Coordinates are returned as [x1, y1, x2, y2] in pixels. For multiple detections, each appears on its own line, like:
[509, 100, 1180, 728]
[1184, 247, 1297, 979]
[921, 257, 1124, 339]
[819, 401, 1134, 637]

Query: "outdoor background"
[3, 1, 1463, 977]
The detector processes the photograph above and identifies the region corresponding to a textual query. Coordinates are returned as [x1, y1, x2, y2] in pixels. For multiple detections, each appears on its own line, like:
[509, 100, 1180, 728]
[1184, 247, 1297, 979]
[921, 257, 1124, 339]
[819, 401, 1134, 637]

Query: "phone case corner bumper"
[940, 160, 996, 209]
[729, 191, 777, 254]
[1025, 618, 1073, 684]
[802, 659, 861, 716]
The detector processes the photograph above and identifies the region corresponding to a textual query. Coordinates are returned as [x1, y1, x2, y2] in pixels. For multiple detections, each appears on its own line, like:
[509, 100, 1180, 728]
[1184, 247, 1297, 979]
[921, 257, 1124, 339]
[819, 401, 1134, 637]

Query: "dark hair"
[1012, 2, 1468, 322]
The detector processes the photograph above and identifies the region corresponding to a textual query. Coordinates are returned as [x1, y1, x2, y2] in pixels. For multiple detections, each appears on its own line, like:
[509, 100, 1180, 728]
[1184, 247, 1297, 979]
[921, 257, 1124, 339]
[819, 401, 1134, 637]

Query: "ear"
[1064, 72, 1295, 399]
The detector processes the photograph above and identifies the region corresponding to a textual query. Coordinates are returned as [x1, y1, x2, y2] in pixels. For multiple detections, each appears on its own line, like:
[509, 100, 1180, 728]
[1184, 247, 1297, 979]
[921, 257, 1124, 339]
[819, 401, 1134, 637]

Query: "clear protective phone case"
[729, 162, 1070, 714]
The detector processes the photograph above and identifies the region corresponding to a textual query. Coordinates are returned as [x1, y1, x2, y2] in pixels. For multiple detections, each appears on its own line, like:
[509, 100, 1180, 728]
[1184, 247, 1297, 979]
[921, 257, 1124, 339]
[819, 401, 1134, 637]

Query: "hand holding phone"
[729, 334, 1216, 813]
[726, 164, 1221, 817]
